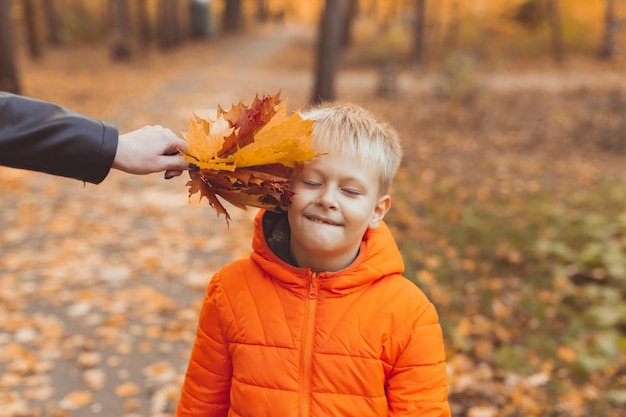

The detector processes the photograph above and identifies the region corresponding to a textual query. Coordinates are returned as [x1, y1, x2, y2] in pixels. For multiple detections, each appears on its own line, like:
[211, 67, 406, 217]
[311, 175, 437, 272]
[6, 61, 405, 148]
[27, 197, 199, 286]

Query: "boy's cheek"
[288, 192, 302, 208]
[289, 182, 305, 195]
[287, 192, 301, 210]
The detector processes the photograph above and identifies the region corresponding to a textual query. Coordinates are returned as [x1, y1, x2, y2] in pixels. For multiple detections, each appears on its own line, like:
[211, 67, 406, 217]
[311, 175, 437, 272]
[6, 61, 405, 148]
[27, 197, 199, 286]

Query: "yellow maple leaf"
[220, 111, 316, 169]
[182, 115, 233, 171]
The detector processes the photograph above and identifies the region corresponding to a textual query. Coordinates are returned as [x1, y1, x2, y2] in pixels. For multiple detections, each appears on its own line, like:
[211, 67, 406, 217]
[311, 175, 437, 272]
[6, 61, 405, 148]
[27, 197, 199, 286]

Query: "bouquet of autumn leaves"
[182, 91, 319, 224]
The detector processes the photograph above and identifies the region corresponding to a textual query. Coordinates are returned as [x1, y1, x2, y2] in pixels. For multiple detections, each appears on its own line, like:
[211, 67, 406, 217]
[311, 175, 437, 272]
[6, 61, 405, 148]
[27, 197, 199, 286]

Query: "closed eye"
[302, 180, 321, 187]
[342, 188, 362, 196]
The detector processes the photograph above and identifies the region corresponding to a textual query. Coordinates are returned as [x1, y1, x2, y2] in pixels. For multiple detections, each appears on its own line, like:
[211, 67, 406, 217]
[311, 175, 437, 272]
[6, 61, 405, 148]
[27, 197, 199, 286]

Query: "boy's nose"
[316, 187, 338, 210]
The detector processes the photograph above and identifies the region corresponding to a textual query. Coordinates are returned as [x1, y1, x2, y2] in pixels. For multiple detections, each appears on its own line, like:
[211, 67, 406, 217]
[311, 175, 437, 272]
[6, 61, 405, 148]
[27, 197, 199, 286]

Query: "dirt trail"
[108, 22, 315, 134]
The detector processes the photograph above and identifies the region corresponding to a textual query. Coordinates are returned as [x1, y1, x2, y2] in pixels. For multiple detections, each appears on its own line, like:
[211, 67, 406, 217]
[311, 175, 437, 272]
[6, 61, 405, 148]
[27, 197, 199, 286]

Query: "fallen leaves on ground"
[371, 86, 626, 417]
[0, 162, 252, 416]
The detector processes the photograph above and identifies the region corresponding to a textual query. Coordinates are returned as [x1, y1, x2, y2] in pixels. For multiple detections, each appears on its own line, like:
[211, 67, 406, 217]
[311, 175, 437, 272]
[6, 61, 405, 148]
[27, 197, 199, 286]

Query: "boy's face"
[287, 152, 391, 272]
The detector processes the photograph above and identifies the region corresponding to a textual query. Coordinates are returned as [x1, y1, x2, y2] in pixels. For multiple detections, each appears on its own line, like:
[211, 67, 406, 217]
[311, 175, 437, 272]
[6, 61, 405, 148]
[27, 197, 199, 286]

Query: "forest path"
[108, 22, 316, 134]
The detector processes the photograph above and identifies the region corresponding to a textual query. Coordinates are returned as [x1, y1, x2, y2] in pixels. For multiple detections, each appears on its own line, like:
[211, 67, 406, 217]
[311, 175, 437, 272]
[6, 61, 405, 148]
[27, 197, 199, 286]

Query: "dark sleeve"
[0, 92, 119, 184]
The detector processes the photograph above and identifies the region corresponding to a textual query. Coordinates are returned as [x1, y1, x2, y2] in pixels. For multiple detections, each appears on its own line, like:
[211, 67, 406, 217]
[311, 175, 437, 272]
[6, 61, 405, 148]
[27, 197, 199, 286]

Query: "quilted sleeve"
[176, 274, 232, 417]
[386, 302, 451, 417]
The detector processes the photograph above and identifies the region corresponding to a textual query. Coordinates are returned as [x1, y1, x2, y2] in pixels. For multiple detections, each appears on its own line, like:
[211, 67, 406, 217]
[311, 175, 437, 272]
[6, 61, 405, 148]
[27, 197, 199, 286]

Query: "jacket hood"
[250, 210, 405, 297]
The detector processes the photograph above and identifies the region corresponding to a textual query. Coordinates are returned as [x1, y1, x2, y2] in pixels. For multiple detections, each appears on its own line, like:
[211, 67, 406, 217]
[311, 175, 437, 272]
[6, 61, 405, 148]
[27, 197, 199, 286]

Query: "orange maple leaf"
[217, 91, 282, 157]
[182, 91, 319, 224]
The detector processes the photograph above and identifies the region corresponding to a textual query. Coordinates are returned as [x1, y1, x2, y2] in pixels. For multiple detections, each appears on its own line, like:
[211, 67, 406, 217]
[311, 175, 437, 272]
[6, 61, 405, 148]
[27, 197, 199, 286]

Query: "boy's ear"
[369, 194, 391, 229]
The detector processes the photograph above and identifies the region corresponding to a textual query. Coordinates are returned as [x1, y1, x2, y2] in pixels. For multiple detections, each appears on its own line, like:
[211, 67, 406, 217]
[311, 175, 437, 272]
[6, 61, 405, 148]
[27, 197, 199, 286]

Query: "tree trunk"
[157, 0, 170, 48]
[412, 0, 426, 64]
[137, 0, 151, 47]
[190, 0, 207, 39]
[0, 0, 20, 93]
[158, 0, 179, 49]
[171, 0, 181, 44]
[42, 0, 61, 46]
[23, 0, 42, 59]
[256, 0, 268, 22]
[110, 0, 132, 60]
[545, 0, 565, 63]
[445, 0, 459, 48]
[600, 0, 623, 59]
[311, 0, 344, 104]
[341, 0, 357, 48]
[223, 0, 242, 33]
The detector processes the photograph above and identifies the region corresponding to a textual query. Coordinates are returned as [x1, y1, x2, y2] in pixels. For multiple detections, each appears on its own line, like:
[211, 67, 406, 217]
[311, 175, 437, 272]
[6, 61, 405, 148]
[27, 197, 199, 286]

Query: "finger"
[160, 154, 190, 171]
[171, 137, 189, 152]
[162, 129, 189, 152]
[164, 169, 183, 179]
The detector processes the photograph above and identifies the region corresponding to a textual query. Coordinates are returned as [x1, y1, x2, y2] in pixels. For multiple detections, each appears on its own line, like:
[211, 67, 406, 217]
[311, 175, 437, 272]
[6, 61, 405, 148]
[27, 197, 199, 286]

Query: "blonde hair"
[301, 102, 402, 194]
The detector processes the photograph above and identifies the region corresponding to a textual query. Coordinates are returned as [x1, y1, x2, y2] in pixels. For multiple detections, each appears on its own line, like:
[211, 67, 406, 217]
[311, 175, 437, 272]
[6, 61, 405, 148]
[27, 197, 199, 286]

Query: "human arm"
[0, 92, 118, 183]
[386, 302, 451, 417]
[176, 275, 232, 417]
[0, 92, 189, 183]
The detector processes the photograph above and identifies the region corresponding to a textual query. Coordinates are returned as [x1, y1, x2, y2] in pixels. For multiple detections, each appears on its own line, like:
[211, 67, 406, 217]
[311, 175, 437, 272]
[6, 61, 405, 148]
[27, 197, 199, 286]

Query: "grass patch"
[389, 177, 626, 413]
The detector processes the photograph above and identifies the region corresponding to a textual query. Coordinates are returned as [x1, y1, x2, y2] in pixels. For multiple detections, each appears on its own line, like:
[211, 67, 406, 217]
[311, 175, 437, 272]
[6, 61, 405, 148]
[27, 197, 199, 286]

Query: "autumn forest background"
[1, 0, 626, 416]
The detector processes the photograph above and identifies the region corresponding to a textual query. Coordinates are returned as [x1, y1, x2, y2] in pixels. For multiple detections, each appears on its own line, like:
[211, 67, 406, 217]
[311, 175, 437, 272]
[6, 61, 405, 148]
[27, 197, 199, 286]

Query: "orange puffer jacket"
[176, 210, 450, 417]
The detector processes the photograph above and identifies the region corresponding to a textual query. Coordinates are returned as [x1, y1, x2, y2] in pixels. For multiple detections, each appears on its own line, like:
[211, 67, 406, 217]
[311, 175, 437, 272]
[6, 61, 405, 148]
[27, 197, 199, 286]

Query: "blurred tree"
[412, 0, 426, 64]
[341, 0, 357, 48]
[444, 0, 459, 48]
[190, 0, 213, 39]
[223, 0, 242, 33]
[514, 0, 544, 30]
[514, 0, 565, 63]
[110, 0, 132, 59]
[42, 0, 61, 46]
[22, 0, 42, 59]
[545, 0, 565, 63]
[311, 0, 344, 104]
[0, 0, 20, 93]
[158, 0, 180, 49]
[137, 0, 152, 47]
[600, 0, 623, 59]
[256, 0, 268, 22]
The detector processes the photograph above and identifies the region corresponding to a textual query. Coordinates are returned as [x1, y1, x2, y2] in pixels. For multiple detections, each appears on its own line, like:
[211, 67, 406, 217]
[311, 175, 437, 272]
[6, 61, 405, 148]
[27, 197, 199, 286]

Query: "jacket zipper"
[299, 271, 319, 417]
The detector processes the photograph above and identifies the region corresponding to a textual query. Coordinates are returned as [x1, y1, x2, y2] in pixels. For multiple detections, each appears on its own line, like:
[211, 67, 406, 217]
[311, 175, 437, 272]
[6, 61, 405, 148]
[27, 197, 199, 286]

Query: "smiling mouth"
[307, 216, 340, 226]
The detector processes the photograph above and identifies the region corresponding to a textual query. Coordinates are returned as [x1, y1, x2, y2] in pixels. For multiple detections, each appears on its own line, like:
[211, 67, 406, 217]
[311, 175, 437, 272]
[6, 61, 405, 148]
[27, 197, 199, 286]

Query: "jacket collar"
[250, 210, 405, 296]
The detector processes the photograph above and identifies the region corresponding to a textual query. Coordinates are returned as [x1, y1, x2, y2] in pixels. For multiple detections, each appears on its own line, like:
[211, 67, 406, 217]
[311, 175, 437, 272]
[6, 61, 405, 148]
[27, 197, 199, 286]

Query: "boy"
[176, 103, 450, 417]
